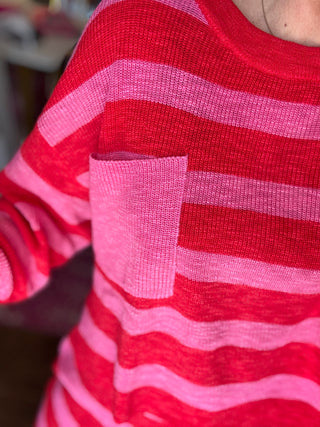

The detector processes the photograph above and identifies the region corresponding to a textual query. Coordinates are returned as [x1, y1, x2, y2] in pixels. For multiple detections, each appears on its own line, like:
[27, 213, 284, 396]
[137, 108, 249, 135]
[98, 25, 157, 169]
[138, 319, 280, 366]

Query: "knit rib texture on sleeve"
[2, 0, 320, 425]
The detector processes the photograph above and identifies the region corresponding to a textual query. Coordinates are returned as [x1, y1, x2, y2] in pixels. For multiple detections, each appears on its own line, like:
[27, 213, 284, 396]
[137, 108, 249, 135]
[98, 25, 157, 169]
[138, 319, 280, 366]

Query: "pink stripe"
[185, 171, 320, 221]
[4, 151, 90, 225]
[56, 337, 133, 427]
[92, 272, 320, 352]
[90, 153, 187, 298]
[0, 212, 49, 297]
[78, 307, 118, 361]
[177, 246, 320, 294]
[106, 60, 320, 140]
[76, 306, 320, 412]
[39, 59, 320, 146]
[38, 69, 108, 146]
[0, 248, 13, 300]
[76, 171, 90, 189]
[51, 380, 80, 427]
[92, 0, 206, 23]
[155, 0, 207, 22]
[15, 202, 89, 258]
[88, 0, 207, 36]
[88, 0, 207, 25]
[84, 167, 320, 222]
[143, 412, 166, 424]
[117, 370, 320, 412]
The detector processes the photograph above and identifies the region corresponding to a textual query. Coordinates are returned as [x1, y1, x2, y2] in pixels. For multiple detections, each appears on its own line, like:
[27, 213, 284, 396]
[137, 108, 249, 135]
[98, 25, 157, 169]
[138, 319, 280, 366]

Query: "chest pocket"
[89, 152, 188, 299]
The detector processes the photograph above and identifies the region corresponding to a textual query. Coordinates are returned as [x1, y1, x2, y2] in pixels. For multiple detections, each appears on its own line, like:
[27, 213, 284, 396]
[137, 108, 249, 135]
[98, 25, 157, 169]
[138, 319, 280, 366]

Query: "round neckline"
[196, 0, 320, 81]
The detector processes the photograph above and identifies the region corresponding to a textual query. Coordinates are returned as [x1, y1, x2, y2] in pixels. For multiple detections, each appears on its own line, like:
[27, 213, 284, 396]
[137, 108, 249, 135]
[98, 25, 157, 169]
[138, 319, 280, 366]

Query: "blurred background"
[0, 1, 99, 425]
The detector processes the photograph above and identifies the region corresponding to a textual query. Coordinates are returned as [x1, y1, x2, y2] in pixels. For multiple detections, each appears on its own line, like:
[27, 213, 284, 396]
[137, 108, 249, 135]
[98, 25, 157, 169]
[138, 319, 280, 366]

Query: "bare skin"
[232, 0, 320, 46]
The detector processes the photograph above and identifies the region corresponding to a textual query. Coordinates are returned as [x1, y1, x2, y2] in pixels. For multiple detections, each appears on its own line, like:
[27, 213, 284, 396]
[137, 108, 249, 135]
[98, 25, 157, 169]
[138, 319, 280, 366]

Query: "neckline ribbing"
[196, 0, 320, 81]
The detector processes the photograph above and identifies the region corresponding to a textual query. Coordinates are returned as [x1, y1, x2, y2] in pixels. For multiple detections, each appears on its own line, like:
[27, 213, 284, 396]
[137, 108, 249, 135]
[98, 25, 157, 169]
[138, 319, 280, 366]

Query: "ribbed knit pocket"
[89, 152, 188, 299]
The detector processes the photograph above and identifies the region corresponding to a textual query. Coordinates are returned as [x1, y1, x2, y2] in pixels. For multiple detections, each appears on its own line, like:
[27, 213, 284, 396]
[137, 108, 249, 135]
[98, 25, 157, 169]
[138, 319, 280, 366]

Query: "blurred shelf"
[0, 35, 77, 72]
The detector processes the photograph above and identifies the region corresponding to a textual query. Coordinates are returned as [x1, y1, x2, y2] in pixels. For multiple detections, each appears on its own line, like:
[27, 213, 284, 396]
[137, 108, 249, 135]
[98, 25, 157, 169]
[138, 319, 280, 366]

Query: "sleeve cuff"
[0, 250, 13, 301]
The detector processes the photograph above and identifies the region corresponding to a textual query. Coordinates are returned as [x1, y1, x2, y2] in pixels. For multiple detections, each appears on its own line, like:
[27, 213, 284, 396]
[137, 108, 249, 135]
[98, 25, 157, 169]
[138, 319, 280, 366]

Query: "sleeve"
[0, 0, 112, 303]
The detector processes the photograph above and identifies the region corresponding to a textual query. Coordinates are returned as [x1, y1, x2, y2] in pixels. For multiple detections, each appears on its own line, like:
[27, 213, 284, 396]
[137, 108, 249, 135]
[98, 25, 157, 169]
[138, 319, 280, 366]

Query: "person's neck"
[232, 0, 320, 46]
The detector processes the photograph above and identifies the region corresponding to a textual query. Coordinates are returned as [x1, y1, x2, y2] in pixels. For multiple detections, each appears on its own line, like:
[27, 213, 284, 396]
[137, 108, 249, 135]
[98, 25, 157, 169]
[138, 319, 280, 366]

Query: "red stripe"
[47, 0, 320, 108]
[21, 120, 100, 199]
[0, 210, 28, 303]
[45, 379, 59, 427]
[63, 387, 103, 427]
[69, 329, 320, 425]
[180, 203, 320, 269]
[100, 100, 320, 189]
[209, 399, 320, 427]
[85, 293, 320, 386]
[69, 330, 124, 422]
[69, 329, 203, 424]
[172, 275, 320, 324]
[93, 264, 320, 324]
[0, 173, 91, 240]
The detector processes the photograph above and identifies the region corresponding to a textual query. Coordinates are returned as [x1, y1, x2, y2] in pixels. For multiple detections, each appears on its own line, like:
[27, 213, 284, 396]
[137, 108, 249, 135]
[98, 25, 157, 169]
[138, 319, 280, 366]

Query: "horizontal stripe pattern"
[2, 0, 320, 423]
[100, 100, 320, 188]
[4, 151, 90, 225]
[38, 59, 320, 149]
[74, 311, 320, 413]
[38, 69, 109, 147]
[69, 327, 320, 425]
[56, 337, 133, 427]
[91, 269, 320, 324]
[63, 389, 104, 427]
[180, 203, 320, 269]
[51, 380, 80, 427]
[105, 60, 320, 140]
[176, 246, 320, 294]
[14, 202, 89, 259]
[0, 212, 49, 295]
[83, 158, 320, 222]
[185, 170, 320, 221]
[92, 269, 320, 351]
[82, 295, 320, 387]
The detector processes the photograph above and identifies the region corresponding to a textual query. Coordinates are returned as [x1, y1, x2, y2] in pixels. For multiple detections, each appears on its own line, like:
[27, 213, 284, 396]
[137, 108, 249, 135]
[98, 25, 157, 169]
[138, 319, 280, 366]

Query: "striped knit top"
[1, 0, 320, 425]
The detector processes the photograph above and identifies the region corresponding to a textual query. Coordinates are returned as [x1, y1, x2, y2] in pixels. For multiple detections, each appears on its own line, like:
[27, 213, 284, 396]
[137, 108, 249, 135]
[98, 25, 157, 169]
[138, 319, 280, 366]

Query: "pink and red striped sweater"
[1, 0, 320, 425]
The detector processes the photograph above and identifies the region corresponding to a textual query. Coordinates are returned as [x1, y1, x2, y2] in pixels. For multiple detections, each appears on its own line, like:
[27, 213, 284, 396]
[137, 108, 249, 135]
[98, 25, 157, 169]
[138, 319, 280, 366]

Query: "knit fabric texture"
[1, 0, 320, 425]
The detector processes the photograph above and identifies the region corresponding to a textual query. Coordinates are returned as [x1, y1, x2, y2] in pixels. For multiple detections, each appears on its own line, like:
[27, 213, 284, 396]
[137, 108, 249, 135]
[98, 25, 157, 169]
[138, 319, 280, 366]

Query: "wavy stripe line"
[56, 337, 133, 427]
[0, 211, 49, 297]
[14, 202, 89, 259]
[4, 151, 90, 225]
[51, 380, 80, 427]
[75, 312, 320, 413]
[93, 270, 320, 351]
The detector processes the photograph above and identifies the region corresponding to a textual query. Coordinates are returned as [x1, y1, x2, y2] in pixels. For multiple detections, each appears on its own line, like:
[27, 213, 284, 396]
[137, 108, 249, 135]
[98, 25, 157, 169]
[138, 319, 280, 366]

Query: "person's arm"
[0, 0, 110, 303]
